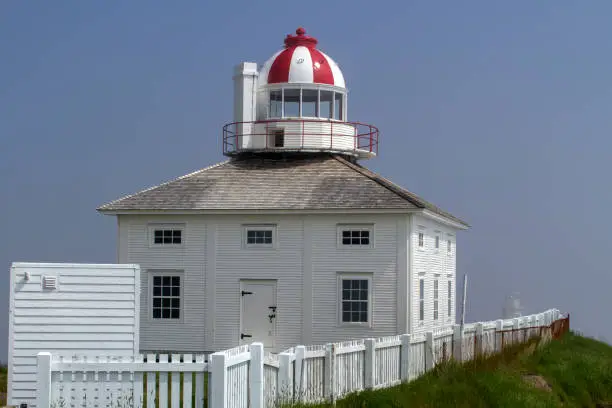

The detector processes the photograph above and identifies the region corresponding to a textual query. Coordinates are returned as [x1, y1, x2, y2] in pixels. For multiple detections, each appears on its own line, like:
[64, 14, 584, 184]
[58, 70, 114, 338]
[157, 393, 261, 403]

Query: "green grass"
[1, 364, 6, 406]
[286, 332, 612, 408]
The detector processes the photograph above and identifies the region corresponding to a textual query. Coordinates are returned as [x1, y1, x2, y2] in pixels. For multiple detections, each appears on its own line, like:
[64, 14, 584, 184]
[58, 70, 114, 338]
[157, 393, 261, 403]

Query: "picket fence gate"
[36, 308, 567, 408]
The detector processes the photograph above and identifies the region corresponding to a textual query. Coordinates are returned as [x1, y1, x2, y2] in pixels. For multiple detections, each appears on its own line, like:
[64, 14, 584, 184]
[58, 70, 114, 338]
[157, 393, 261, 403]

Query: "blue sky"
[2, 1, 612, 360]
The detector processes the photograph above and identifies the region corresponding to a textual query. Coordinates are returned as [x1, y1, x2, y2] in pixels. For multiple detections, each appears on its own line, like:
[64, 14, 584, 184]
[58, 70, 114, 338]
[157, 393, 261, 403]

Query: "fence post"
[324, 343, 335, 404]
[475, 323, 484, 357]
[453, 324, 463, 362]
[365, 338, 376, 389]
[495, 320, 504, 352]
[400, 334, 411, 382]
[530, 315, 538, 339]
[513, 318, 520, 344]
[425, 331, 434, 370]
[210, 351, 227, 408]
[249, 343, 264, 408]
[294, 346, 306, 402]
[278, 352, 294, 403]
[37, 352, 52, 408]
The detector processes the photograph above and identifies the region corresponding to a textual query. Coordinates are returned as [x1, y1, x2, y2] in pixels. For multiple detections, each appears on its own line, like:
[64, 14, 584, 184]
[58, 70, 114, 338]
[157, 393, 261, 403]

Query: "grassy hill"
[290, 331, 612, 408]
[1, 364, 6, 406]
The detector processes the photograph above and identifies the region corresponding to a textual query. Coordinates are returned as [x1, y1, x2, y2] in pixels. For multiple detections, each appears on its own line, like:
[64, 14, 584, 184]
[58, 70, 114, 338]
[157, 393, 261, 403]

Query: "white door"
[240, 280, 277, 349]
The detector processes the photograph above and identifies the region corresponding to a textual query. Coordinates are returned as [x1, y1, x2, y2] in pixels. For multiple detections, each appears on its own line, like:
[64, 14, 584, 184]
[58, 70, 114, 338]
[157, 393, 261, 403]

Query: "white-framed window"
[433, 279, 439, 321]
[243, 224, 276, 248]
[435, 233, 440, 250]
[447, 238, 453, 255]
[149, 270, 183, 321]
[337, 224, 373, 248]
[419, 278, 425, 322]
[338, 273, 372, 325]
[448, 280, 452, 317]
[418, 232, 424, 249]
[148, 223, 184, 247]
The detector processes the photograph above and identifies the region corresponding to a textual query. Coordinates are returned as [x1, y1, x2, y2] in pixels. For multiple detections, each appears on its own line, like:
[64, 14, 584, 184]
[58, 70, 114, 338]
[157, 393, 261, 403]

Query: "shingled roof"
[97, 154, 469, 228]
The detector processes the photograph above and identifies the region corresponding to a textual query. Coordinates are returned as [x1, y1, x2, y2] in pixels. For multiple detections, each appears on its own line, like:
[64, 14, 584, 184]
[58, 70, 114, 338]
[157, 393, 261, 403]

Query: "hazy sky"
[2, 1, 611, 361]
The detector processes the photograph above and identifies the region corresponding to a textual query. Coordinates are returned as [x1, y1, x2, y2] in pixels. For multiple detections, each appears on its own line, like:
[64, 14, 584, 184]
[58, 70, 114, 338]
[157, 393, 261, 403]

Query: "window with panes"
[340, 278, 370, 323]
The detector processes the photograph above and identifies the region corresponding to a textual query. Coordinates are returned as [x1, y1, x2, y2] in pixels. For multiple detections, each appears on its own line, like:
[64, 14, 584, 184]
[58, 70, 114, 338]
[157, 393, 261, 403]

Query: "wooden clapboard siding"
[8, 262, 140, 408]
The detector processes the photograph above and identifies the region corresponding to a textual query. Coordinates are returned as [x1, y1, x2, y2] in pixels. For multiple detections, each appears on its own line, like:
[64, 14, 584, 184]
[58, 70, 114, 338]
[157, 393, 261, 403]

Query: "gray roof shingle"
[97, 154, 469, 227]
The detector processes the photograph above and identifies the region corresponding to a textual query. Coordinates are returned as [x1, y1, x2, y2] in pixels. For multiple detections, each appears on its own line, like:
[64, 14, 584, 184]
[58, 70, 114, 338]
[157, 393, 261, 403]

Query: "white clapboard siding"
[8, 262, 141, 408]
[411, 214, 457, 334]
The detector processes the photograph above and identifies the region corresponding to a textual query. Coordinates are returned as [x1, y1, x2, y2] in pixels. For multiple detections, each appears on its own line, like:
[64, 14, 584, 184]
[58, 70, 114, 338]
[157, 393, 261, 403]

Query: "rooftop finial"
[284, 27, 318, 48]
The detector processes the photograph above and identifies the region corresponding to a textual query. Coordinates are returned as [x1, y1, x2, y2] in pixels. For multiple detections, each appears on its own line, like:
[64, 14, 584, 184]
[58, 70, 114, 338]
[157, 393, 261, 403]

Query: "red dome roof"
[259, 28, 346, 88]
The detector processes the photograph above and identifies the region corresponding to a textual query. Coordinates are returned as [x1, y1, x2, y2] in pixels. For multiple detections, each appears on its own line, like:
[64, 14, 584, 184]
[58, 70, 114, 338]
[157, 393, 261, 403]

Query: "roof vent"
[42, 275, 58, 290]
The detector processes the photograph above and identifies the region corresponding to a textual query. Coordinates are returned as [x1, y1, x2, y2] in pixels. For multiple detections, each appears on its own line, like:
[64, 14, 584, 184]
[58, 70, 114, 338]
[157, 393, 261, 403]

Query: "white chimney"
[233, 62, 258, 150]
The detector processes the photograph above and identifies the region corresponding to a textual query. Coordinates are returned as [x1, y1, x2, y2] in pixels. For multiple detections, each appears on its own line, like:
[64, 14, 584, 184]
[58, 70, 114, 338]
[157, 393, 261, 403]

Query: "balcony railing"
[222, 119, 379, 158]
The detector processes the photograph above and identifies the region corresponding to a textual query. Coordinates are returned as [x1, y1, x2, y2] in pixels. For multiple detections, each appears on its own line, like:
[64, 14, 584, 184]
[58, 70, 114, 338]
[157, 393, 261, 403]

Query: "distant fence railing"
[35, 308, 568, 408]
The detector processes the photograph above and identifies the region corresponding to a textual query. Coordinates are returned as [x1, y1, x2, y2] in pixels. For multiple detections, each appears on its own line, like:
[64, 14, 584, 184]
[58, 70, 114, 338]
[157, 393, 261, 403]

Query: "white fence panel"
[35, 308, 564, 408]
[301, 347, 326, 404]
[409, 335, 427, 379]
[374, 336, 401, 388]
[263, 353, 278, 408]
[462, 328, 476, 361]
[334, 340, 366, 398]
[39, 352, 209, 408]
[223, 345, 250, 408]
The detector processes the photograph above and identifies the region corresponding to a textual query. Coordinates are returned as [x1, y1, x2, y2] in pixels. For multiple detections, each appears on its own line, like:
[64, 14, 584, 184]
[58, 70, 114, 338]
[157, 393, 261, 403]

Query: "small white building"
[97, 27, 470, 354]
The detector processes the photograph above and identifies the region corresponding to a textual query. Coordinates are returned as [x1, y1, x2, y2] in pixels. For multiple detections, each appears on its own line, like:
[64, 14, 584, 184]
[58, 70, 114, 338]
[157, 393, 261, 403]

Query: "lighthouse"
[98, 27, 469, 355]
[226, 27, 378, 159]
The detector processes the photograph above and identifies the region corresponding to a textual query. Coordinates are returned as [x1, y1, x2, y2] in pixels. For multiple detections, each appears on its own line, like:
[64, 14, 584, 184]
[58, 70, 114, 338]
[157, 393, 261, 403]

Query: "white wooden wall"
[8, 262, 141, 408]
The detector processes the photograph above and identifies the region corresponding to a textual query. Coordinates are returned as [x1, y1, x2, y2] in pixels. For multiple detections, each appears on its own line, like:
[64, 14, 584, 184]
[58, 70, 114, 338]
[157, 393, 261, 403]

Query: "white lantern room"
[227, 27, 378, 159]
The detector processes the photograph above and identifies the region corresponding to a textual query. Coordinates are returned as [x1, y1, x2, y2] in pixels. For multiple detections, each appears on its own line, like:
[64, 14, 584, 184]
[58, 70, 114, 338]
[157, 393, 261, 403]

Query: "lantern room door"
[239, 280, 277, 349]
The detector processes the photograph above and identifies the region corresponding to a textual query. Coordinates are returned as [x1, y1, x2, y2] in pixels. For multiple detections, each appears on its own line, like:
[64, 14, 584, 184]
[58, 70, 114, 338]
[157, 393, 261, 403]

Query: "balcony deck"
[223, 119, 378, 159]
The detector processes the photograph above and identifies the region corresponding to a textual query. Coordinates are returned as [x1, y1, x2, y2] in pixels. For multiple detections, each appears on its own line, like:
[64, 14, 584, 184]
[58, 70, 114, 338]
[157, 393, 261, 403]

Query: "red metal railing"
[222, 119, 379, 157]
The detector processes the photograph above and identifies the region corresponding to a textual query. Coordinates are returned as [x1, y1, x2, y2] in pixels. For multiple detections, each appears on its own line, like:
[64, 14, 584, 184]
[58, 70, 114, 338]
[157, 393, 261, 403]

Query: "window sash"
[151, 275, 181, 320]
[448, 281, 452, 317]
[339, 277, 370, 324]
[244, 226, 275, 247]
[419, 279, 425, 321]
[153, 229, 182, 245]
[341, 229, 371, 246]
[433, 280, 439, 320]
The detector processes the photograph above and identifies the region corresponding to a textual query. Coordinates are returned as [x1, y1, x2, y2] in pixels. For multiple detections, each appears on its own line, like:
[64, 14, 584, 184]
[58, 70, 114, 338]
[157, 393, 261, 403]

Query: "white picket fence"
[36, 308, 564, 408]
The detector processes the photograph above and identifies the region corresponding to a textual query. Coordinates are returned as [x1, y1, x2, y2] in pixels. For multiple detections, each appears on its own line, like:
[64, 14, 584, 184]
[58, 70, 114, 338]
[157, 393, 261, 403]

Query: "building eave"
[97, 207, 470, 230]
[97, 208, 424, 216]
[420, 209, 470, 230]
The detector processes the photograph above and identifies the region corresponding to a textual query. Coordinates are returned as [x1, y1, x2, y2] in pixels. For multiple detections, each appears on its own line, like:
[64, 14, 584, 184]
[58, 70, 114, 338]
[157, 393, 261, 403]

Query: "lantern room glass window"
[269, 90, 282, 118]
[320, 90, 333, 119]
[334, 92, 343, 120]
[302, 89, 318, 117]
[267, 88, 344, 120]
[283, 89, 300, 117]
